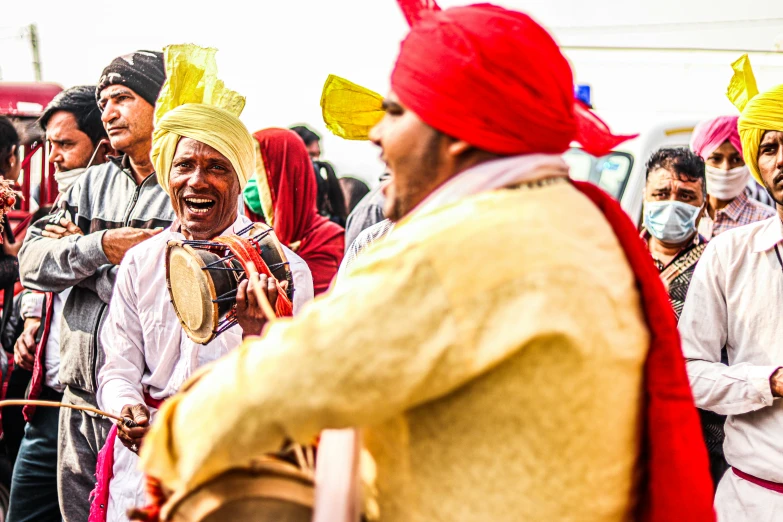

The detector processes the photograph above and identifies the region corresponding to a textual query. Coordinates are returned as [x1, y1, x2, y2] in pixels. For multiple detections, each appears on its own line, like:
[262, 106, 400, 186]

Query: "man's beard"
[387, 132, 443, 222]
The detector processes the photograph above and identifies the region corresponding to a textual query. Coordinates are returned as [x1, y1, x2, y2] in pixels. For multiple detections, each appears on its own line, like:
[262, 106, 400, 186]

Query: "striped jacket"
[18, 156, 174, 407]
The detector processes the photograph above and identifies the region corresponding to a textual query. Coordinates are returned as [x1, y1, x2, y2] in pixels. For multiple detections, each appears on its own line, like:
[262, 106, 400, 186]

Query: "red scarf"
[574, 181, 714, 522]
[252, 128, 345, 294]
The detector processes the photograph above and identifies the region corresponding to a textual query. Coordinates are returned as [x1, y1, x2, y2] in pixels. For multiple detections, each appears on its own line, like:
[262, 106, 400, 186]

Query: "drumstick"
[246, 261, 278, 324]
[0, 399, 131, 425]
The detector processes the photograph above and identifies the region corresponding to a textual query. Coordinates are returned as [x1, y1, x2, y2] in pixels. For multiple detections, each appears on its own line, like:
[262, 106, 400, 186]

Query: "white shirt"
[97, 215, 313, 416]
[679, 216, 783, 482]
[43, 288, 69, 392]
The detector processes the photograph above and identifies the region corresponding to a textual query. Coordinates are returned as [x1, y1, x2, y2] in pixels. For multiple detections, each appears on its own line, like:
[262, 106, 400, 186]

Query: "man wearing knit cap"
[680, 55, 783, 521]
[18, 50, 174, 522]
[141, 3, 714, 521]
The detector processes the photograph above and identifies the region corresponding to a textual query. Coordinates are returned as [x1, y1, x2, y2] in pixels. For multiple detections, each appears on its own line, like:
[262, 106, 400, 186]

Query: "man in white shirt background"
[680, 75, 783, 520]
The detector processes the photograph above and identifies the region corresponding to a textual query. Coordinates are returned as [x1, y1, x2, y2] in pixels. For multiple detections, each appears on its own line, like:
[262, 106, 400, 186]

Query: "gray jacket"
[19, 156, 175, 405]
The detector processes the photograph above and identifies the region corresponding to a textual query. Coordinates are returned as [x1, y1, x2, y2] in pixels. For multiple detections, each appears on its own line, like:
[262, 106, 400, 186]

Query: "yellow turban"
[320, 74, 384, 140]
[152, 44, 254, 194]
[727, 54, 783, 185]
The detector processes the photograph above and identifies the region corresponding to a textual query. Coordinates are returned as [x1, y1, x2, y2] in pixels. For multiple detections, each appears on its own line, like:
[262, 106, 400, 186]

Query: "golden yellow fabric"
[151, 44, 254, 194]
[726, 54, 783, 185]
[141, 182, 649, 522]
[253, 139, 275, 226]
[320, 75, 384, 140]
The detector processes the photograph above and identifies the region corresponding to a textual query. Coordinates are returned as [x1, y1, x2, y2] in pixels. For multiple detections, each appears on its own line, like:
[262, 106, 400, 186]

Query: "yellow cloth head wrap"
[152, 44, 254, 194]
[320, 74, 384, 140]
[727, 54, 783, 185]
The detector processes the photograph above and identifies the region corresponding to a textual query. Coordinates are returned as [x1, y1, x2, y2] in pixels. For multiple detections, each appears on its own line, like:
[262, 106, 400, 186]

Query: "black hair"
[312, 160, 347, 226]
[290, 125, 321, 146]
[645, 147, 706, 196]
[38, 85, 107, 146]
[339, 176, 371, 214]
[0, 116, 20, 177]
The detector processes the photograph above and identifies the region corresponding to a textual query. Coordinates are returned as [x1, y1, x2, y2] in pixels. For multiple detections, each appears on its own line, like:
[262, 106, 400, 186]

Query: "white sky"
[2, 0, 783, 184]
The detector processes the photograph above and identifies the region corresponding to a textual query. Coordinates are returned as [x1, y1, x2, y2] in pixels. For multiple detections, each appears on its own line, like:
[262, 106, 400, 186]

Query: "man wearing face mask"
[642, 147, 707, 318]
[691, 115, 775, 240]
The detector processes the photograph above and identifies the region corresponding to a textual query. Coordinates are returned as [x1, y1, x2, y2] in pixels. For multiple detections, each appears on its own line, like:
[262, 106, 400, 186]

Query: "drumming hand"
[13, 317, 40, 371]
[236, 276, 278, 336]
[103, 227, 164, 265]
[41, 218, 84, 239]
[118, 403, 150, 454]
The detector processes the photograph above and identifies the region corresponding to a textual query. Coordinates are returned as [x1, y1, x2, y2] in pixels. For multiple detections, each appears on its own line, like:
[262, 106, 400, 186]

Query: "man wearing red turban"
[140, 3, 715, 521]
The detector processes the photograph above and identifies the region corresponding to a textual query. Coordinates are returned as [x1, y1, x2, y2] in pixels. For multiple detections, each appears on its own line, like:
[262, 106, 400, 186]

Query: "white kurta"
[679, 216, 783, 522]
[97, 214, 313, 522]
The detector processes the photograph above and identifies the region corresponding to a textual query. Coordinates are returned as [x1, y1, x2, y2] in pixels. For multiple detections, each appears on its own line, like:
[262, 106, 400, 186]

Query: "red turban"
[690, 115, 743, 161]
[391, 1, 635, 157]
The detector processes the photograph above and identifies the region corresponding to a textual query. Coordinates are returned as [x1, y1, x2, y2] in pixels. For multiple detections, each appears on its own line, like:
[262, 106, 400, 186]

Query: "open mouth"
[183, 196, 216, 214]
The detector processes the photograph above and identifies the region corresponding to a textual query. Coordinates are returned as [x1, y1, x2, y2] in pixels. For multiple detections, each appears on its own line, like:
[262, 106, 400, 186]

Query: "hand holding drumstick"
[235, 262, 282, 336]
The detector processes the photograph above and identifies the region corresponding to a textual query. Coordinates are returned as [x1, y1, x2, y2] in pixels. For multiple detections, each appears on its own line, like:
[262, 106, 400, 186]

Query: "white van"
[564, 120, 698, 226]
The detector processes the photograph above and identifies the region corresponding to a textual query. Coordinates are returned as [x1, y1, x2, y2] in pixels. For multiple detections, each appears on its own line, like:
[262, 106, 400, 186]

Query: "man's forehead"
[98, 84, 137, 101]
[46, 110, 79, 131]
[173, 137, 231, 163]
[760, 130, 783, 144]
[648, 168, 701, 187]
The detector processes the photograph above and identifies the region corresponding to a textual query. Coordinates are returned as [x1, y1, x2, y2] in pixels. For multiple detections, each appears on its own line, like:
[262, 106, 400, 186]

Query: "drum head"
[167, 243, 219, 344]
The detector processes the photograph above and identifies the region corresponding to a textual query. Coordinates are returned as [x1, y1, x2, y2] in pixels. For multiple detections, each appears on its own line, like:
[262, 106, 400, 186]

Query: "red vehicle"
[1, 82, 63, 223]
[0, 82, 61, 521]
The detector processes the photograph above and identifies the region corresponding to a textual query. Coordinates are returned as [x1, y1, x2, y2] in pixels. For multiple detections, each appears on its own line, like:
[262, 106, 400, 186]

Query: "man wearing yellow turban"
[93, 44, 314, 522]
[680, 55, 783, 521]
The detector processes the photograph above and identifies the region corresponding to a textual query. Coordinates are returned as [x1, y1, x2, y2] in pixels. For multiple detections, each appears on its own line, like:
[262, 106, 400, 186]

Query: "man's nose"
[368, 117, 384, 147]
[49, 145, 63, 163]
[101, 102, 117, 124]
[186, 167, 210, 189]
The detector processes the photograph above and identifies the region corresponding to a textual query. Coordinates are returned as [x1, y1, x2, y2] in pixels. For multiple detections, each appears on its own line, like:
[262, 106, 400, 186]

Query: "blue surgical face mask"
[644, 200, 702, 244]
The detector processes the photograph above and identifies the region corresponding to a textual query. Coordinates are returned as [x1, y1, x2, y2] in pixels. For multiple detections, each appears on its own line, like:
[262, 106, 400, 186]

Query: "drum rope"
[214, 235, 294, 317]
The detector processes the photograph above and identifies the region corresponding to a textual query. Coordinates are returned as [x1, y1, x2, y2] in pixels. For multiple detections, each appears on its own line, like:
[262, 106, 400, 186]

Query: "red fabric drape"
[252, 128, 344, 295]
[573, 180, 715, 522]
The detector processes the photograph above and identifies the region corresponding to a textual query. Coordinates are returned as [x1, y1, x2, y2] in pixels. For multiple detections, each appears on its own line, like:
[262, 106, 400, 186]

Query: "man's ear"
[447, 139, 472, 157]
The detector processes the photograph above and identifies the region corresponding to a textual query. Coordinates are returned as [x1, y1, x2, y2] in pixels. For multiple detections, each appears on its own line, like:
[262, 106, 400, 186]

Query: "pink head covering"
[690, 115, 743, 161]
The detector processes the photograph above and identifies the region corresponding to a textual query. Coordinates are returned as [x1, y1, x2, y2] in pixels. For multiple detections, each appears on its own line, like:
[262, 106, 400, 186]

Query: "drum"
[160, 456, 314, 522]
[166, 223, 294, 344]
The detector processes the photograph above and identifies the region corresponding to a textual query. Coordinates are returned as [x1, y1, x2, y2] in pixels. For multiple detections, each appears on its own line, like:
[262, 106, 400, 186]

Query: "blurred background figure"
[0, 117, 23, 332]
[690, 115, 775, 240]
[246, 128, 344, 294]
[339, 175, 370, 215]
[290, 124, 321, 160]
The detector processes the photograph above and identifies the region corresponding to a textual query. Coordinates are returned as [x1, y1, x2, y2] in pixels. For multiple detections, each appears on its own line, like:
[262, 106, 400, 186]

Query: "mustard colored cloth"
[727, 54, 783, 185]
[141, 182, 649, 522]
[320, 75, 384, 140]
[151, 44, 254, 194]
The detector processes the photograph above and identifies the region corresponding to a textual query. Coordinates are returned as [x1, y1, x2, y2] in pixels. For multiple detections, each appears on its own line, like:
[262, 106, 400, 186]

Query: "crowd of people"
[0, 1, 781, 521]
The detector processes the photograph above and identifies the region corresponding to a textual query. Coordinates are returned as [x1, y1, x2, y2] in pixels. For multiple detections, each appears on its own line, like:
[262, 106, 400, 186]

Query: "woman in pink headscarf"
[691, 115, 774, 239]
